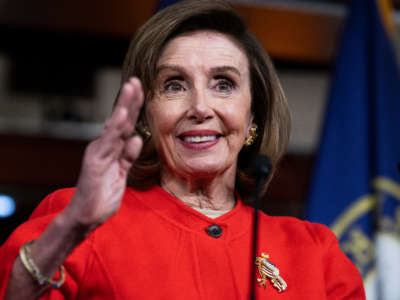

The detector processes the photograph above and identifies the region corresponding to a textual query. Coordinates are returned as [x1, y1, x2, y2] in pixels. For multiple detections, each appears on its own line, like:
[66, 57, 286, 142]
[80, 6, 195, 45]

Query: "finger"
[83, 137, 123, 172]
[92, 78, 144, 159]
[104, 78, 143, 140]
[103, 81, 135, 134]
[98, 107, 129, 158]
[125, 77, 144, 129]
[120, 135, 144, 172]
[99, 79, 138, 149]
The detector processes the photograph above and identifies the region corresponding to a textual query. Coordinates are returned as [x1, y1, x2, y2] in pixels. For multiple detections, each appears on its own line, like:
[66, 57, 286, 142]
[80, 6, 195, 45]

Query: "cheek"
[147, 103, 182, 145]
[222, 102, 252, 135]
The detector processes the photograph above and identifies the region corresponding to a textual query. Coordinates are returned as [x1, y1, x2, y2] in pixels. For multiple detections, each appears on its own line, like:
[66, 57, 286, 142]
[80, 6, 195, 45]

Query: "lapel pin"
[255, 253, 287, 293]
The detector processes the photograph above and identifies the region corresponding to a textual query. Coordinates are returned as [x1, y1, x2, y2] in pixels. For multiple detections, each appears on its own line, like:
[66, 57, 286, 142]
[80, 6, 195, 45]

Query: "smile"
[177, 130, 222, 150]
[182, 136, 217, 143]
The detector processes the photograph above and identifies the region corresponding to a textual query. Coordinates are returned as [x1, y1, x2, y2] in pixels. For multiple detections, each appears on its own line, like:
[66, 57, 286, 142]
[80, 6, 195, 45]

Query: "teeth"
[183, 136, 217, 143]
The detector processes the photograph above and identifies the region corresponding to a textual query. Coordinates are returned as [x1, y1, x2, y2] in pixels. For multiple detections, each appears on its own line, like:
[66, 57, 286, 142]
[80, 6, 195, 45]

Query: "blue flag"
[306, 0, 400, 298]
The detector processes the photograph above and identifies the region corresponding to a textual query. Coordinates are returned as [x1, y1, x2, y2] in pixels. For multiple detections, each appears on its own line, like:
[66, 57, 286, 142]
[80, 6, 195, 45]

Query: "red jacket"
[0, 186, 365, 299]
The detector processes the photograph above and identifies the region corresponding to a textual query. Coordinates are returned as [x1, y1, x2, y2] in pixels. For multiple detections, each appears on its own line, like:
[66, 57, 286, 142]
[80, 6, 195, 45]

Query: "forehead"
[157, 30, 249, 72]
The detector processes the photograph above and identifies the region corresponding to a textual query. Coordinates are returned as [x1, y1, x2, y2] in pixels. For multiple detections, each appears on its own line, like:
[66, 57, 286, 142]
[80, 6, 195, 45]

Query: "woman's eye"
[164, 81, 184, 93]
[215, 79, 235, 93]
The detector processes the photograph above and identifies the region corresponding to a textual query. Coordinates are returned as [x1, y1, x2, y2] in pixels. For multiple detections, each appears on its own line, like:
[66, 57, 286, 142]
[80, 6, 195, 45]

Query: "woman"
[0, 1, 365, 299]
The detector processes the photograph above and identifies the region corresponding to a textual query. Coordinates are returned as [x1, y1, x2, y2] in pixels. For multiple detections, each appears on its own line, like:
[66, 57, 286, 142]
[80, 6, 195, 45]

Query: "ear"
[246, 115, 255, 138]
[135, 106, 151, 139]
[142, 105, 151, 130]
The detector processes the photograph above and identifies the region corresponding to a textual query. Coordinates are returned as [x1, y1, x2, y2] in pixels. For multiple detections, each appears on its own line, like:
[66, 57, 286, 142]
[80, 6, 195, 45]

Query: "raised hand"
[64, 77, 144, 230]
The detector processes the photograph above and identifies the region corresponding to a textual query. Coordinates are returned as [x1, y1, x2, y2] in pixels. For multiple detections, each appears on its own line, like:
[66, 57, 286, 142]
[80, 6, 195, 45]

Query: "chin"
[183, 161, 235, 178]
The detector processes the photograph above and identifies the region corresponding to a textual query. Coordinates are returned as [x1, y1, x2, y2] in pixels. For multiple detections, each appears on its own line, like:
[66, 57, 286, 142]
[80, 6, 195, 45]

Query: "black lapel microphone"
[250, 155, 272, 300]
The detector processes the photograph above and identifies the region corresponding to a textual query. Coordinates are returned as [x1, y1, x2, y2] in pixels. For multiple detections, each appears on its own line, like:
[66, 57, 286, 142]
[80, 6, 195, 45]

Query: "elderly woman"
[0, 1, 365, 299]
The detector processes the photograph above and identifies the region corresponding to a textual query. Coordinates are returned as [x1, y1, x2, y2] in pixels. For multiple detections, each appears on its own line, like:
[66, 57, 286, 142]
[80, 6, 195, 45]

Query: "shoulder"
[25, 186, 158, 230]
[257, 213, 365, 299]
[29, 186, 155, 220]
[29, 187, 76, 219]
[259, 213, 338, 249]
[1, 188, 77, 256]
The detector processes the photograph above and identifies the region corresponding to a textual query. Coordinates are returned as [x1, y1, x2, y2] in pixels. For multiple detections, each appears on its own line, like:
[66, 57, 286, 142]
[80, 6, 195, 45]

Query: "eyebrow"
[156, 64, 185, 76]
[211, 66, 241, 77]
[156, 64, 241, 77]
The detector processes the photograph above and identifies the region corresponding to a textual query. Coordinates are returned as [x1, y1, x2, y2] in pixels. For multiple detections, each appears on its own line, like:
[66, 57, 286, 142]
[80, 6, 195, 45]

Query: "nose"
[187, 88, 214, 122]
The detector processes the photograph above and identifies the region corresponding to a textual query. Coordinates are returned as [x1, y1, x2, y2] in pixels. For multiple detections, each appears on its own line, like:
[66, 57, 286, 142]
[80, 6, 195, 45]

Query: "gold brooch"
[255, 253, 287, 293]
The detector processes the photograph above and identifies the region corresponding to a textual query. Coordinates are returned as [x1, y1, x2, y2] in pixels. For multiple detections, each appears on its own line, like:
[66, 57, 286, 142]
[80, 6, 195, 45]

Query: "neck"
[160, 167, 237, 211]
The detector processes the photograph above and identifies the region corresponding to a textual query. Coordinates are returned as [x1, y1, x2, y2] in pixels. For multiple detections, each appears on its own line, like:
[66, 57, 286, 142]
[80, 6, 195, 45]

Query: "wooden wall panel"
[0, 0, 160, 37]
[234, 4, 343, 63]
[0, 1, 343, 63]
[264, 154, 315, 217]
[0, 134, 86, 186]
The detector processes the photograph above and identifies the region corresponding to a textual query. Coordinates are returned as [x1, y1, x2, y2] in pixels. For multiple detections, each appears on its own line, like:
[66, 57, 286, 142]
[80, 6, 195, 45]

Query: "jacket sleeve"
[0, 188, 91, 300]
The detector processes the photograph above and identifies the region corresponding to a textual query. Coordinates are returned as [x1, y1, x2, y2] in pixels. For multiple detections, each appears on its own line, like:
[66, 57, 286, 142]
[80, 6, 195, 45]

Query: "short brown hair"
[121, 0, 291, 199]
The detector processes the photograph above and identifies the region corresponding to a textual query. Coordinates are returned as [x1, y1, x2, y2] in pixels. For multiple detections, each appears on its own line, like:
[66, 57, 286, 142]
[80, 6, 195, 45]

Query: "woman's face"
[146, 30, 252, 180]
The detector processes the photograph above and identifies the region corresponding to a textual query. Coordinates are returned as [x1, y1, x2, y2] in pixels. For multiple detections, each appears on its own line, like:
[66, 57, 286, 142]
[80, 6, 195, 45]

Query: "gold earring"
[244, 125, 258, 147]
[142, 128, 152, 139]
[136, 124, 152, 140]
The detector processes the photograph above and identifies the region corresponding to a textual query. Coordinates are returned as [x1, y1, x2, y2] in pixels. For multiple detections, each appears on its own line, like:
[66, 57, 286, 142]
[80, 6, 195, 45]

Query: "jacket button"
[206, 224, 222, 238]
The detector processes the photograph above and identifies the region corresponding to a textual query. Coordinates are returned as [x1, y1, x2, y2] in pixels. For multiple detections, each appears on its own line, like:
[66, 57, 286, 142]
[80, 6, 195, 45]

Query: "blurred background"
[0, 0, 399, 245]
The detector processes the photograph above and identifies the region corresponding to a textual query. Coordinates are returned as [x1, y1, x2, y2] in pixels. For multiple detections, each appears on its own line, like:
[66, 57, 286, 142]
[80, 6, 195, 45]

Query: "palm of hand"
[65, 78, 144, 229]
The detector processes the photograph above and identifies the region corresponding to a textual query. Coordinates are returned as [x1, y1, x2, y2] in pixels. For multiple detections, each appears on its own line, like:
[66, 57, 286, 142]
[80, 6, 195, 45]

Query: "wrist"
[26, 210, 92, 280]
[57, 209, 94, 240]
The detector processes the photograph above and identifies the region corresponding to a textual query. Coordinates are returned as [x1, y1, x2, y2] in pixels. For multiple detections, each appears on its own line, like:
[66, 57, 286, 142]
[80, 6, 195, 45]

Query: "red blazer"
[0, 186, 365, 299]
